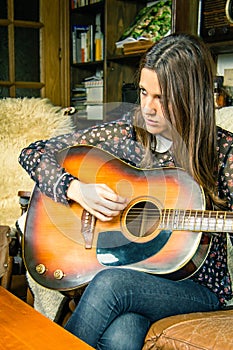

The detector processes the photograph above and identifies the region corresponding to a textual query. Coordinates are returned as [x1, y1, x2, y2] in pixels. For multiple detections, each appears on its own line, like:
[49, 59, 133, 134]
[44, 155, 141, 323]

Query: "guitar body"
[23, 145, 210, 291]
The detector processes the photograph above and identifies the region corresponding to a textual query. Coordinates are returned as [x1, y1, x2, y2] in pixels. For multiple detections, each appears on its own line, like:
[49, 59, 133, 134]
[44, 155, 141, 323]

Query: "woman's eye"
[139, 88, 146, 95]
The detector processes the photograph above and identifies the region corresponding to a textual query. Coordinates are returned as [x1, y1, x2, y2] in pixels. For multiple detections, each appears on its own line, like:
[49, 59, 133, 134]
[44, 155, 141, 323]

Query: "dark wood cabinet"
[172, 0, 199, 35]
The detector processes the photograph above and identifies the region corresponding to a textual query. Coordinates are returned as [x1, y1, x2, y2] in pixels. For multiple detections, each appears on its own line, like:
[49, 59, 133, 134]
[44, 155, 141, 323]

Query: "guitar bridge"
[81, 210, 96, 249]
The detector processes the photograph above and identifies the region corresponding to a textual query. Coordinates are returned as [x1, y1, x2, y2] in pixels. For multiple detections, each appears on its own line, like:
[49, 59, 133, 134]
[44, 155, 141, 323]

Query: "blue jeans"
[64, 268, 220, 350]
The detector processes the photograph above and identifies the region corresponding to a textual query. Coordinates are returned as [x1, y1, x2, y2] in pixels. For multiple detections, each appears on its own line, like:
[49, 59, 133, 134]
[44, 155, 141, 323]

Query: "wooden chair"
[0, 192, 31, 296]
[0, 225, 14, 290]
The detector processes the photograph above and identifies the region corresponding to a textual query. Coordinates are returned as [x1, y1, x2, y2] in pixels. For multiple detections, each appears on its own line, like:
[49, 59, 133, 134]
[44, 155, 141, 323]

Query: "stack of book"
[84, 78, 103, 120]
[71, 84, 87, 117]
[123, 40, 153, 55]
[72, 24, 93, 63]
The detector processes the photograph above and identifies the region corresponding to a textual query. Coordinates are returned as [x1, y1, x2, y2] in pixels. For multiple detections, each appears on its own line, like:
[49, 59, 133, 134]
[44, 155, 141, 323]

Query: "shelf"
[71, 50, 148, 64]
[71, 1, 104, 13]
[208, 41, 233, 55]
[107, 53, 144, 61]
[72, 60, 104, 67]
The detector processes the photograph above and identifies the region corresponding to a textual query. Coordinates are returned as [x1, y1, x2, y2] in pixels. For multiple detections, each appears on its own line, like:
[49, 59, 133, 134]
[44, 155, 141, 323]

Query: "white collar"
[155, 134, 173, 153]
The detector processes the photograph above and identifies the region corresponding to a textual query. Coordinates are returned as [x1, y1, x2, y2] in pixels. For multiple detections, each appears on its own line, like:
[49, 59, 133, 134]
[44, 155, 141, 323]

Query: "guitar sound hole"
[125, 200, 160, 238]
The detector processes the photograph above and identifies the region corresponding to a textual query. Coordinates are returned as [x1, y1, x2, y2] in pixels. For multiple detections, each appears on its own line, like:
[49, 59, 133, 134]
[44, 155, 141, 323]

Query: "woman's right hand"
[67, 179, 128, 222]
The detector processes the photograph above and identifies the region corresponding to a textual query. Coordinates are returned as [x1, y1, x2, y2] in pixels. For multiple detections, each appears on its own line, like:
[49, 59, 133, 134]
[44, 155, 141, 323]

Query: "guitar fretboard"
[161, 209, 233, 233]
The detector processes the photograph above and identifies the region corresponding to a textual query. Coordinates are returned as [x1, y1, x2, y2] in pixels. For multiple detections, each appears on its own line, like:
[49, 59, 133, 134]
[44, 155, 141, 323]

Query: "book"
[87, 24, 94, 62]
[81, 31, 87, 62]
[116, 37, 150, 49]
[72, 25, 78, 63]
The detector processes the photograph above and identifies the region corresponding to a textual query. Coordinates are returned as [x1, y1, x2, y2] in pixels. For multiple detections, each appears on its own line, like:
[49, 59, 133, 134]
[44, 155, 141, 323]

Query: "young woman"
[19, 33, 233, 350]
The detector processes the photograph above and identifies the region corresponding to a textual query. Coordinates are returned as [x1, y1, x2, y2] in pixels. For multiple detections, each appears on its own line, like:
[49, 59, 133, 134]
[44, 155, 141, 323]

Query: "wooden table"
[0, 286, 94, 349]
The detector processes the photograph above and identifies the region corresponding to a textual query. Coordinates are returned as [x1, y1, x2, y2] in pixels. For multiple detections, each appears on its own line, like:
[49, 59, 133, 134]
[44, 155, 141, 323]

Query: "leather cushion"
[143, 309, 233, 350]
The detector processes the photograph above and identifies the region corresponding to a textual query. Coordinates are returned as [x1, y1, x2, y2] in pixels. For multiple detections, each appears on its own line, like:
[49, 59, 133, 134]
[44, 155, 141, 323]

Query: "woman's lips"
[144, 117, 159, 126]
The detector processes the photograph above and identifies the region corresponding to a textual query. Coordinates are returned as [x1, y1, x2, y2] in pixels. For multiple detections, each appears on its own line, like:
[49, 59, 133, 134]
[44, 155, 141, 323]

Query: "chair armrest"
[18, 190, 31, 215]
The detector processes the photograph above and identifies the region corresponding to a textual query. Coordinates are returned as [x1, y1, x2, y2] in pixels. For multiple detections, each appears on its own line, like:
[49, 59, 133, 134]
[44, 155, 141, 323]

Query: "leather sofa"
[142, 308, 233, 350]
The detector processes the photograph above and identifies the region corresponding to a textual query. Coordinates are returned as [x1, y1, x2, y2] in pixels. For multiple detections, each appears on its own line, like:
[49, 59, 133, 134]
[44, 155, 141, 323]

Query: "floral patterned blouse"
[19, 113, 233, 305]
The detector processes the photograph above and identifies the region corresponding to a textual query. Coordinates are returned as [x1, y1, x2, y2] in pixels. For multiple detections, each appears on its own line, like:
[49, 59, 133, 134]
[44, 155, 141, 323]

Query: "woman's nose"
[143, 96, 157, 111]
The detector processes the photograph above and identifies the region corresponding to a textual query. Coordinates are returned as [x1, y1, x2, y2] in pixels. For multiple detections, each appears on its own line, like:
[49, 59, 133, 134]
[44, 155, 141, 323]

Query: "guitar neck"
[161, 209, 233, 233]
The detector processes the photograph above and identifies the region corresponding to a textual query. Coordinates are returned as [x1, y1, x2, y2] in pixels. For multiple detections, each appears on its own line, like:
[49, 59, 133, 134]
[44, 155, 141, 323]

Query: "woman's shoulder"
[217, 125, 233, 141]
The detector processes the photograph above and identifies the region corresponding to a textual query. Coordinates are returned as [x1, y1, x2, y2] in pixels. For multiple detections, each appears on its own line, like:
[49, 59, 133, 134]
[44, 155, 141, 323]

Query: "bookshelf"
[69, 0, 174, 124]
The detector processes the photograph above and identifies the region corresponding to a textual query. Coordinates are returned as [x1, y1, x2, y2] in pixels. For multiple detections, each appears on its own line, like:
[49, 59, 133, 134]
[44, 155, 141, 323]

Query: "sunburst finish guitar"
[23, 145, 233, 291]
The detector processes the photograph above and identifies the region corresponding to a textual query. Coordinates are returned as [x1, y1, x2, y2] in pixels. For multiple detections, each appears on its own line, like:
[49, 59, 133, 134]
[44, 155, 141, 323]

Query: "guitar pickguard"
[97, 229, 172, 266]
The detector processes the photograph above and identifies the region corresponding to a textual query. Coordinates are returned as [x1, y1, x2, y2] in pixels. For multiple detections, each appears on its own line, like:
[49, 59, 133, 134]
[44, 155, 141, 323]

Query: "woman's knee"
[78, 269, 129, 314]
[98, 313, 150, 350]
[90, 268, 131, 295]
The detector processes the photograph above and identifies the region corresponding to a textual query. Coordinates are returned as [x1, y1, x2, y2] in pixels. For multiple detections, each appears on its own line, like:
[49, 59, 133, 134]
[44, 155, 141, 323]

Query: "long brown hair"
[134, 33, 220, 207]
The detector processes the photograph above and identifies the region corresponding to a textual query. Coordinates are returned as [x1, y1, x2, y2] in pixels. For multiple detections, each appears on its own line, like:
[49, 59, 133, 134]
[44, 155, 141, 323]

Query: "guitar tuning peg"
[54, 269, 65, 280]
[36, 263, 46, 275]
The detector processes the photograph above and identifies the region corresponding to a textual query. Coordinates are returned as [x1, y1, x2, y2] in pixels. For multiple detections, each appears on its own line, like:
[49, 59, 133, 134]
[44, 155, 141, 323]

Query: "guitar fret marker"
[160, 208, 233, 232]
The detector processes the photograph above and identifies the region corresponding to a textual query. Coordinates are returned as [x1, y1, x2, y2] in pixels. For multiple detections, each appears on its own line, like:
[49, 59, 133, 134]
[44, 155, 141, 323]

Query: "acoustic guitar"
[23, 145, 233, 291]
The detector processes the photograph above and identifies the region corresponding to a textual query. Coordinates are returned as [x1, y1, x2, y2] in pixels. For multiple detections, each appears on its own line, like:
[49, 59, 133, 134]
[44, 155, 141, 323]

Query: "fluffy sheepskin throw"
[0, 97, 74, 227]
[0, 97, 74, 322]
